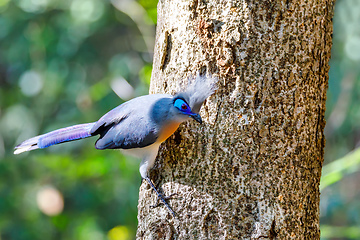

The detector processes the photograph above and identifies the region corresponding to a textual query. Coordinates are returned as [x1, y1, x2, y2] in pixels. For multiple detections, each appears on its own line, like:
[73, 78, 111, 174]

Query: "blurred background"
[0, 0, 156, 239]
[0, 0, 359, 239]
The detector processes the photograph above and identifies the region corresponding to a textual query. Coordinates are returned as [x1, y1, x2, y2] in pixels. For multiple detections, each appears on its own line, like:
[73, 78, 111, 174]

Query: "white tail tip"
[14, 145, 32, 155]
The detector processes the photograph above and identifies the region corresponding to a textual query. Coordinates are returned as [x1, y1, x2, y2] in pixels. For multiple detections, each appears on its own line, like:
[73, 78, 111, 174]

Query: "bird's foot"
[145, 177, 177, 217]
[150, 193, 178, 208]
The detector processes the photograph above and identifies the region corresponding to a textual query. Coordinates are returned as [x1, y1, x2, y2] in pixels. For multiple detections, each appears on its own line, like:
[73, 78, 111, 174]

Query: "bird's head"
[172, 96, 202, 123]
[171, 74, 217, 124]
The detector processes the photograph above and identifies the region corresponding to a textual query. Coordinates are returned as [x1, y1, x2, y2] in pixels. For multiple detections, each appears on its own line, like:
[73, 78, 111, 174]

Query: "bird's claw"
[145, 177, 177, 217]
[150, 193, 178, 208]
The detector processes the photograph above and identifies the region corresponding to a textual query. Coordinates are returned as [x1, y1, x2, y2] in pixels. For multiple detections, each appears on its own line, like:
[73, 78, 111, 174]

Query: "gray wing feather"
[90, 103, 129, 135]
[90, 94, 171, 150]
[95, 115, 158, 149]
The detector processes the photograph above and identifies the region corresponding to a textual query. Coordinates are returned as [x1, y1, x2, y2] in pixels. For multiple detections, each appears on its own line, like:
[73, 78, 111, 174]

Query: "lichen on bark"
[137, 0, 335, 239]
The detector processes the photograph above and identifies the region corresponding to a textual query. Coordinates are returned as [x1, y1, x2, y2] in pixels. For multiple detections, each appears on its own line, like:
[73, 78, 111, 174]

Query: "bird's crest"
[177, 74, 218, 113]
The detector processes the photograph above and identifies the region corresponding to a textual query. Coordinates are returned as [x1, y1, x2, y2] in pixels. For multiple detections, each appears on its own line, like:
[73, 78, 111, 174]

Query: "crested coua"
[14, 75, 217, 216]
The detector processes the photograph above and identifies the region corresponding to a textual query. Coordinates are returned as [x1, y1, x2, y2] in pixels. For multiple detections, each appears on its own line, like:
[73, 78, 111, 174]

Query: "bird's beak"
[190, 113, 202, 124]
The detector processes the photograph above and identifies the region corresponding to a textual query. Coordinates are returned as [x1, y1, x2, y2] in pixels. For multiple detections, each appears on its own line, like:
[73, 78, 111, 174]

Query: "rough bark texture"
[137, 0, 334, 239]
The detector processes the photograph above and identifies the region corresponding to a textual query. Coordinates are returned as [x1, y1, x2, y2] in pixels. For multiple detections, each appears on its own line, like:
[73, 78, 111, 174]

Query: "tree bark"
[137, 0, 334, 239]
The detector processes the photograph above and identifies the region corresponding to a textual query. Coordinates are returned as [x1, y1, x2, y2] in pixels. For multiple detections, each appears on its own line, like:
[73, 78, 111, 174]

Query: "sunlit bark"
[137, 0, 334, 239]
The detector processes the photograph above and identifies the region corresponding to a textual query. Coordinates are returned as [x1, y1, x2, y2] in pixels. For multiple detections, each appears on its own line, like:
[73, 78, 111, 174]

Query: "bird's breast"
[157, 122, 181, 143]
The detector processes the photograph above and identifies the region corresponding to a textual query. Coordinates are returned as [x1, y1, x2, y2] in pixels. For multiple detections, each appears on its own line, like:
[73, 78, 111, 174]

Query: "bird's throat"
[157, 122, 181, 143]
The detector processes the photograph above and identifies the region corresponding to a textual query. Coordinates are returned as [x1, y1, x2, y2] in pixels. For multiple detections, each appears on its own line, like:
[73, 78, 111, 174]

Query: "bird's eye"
[174, 98, 190, 112]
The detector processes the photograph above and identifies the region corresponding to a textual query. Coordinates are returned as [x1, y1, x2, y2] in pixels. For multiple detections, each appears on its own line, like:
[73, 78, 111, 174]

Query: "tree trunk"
[137, 0, 334, 239]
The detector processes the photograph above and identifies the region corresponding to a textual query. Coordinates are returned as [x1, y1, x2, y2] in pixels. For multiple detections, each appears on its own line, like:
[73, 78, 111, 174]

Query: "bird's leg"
[150, 192, 178, 208]
[145, 177, 176, 217]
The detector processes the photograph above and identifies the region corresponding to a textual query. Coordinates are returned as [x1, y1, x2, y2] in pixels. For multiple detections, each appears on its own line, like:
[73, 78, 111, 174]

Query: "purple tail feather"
[14, 122, 96, 154]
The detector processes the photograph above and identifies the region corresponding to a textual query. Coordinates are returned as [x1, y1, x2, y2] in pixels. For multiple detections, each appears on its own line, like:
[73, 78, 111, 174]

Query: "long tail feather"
[14, 122, 96, 154]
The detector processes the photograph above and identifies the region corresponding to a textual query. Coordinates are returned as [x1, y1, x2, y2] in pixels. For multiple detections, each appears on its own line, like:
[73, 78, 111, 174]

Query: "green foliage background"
[0, 0, 156, 239]
[0, 0, 359, 239]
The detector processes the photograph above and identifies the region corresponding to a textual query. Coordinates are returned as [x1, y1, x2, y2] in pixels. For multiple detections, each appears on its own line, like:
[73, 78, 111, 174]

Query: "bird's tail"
[14, 122, 96, 154]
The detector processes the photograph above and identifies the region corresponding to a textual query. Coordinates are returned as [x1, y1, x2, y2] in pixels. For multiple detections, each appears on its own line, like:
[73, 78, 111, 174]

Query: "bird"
[14, 75, 217, 217]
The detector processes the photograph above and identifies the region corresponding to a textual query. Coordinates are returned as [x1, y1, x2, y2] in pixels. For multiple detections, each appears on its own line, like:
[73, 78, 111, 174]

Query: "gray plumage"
[14, 74, 217, 216]
[183, 74, 218, 113]
[91, 94, 172, 150]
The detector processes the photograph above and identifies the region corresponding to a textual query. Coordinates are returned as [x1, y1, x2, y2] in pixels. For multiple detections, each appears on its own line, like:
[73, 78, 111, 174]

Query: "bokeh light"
[111, 77, 134, 100]
[70, 0, 104, 23]
[108, 226, 130, 240]
[345, 36, 360, 61]
[19, 70, 44, 97]
[18, 0, 49, 13]
[36, 186, 64, 216]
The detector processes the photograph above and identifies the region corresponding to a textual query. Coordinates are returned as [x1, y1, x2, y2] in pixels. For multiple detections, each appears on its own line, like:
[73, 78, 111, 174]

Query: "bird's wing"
[90, 94, 170, 150]
[90, 102, 130, 136]
[95, 114, 159, 149]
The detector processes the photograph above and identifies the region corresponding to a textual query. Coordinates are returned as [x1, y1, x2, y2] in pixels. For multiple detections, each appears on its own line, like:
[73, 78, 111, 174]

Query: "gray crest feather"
[183, 74, 218, 113]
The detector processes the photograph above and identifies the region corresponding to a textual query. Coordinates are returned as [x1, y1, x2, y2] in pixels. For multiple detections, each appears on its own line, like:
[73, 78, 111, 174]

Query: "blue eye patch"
[174, 99, 192, 113]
